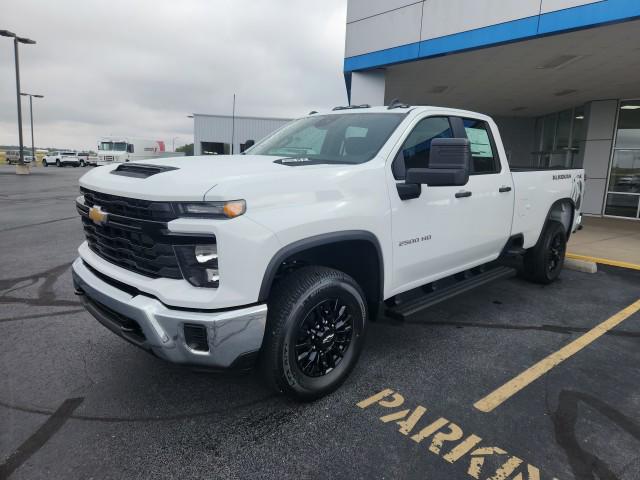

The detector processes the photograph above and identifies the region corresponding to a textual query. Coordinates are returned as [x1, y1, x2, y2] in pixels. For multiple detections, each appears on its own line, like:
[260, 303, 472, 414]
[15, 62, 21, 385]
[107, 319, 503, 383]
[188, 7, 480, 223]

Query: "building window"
[532, 105, 586, 169]
[605, 100, 640, 219]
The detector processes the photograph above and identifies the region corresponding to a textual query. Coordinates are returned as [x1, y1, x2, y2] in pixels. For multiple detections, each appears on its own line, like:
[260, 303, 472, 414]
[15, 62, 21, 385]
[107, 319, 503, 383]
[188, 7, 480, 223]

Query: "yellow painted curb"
[566, 253, 640, 272]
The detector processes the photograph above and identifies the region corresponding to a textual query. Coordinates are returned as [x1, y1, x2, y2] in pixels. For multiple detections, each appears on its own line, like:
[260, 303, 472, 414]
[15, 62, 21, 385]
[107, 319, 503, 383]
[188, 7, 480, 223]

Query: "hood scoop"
[110, 163, 179, 178]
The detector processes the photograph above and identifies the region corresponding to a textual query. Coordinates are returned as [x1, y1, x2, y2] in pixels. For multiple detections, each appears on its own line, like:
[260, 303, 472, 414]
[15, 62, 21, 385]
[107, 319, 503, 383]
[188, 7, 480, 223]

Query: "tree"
[176, 143, 194, 156]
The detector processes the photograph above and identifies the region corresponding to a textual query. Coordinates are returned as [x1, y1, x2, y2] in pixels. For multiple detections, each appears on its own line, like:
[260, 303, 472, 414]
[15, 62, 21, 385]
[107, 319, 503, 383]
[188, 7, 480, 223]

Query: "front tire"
[56, 159, 61, 167]
[521, 220, 567, 284]
[261, 266, 367, 400]
[42, 160, 48, 167]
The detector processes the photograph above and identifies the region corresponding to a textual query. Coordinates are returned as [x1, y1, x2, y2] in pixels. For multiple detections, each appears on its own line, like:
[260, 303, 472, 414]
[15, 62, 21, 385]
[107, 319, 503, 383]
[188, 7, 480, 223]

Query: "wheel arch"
[258, 230, 385, 318]
[535, 198, 576, 247]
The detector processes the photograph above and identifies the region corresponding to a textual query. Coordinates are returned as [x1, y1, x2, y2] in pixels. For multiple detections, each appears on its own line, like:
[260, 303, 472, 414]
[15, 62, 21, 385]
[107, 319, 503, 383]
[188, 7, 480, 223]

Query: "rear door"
[456, 117, 514, 260]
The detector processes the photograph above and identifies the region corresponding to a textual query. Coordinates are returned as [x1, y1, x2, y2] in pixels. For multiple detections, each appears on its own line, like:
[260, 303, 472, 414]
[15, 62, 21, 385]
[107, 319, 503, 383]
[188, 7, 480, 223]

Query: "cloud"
[0, 0, 348, 150]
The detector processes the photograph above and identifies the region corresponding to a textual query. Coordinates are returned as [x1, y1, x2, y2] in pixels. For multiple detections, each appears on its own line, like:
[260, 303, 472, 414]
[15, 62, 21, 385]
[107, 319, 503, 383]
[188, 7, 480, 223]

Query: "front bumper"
[71, 257, 267, 369]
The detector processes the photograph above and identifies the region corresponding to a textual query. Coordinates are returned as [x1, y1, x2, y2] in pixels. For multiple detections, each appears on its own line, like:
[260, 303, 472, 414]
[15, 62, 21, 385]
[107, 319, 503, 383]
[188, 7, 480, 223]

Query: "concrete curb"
[565, 257, 598, 274]
[567, 253, 640, 272]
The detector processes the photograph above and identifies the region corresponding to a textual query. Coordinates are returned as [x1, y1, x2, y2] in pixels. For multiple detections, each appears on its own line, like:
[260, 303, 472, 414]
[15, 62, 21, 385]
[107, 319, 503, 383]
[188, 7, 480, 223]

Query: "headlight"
[175, 200, 246, 219]
[174, 244, 219, 288]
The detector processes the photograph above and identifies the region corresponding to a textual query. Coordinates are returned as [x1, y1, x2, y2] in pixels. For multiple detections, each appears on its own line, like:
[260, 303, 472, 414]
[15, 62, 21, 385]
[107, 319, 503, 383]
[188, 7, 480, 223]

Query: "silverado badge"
[88, 205, 108, 226]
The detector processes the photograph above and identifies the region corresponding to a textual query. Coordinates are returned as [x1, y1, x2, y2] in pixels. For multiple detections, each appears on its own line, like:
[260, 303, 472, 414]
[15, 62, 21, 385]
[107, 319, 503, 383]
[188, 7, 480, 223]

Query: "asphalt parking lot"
[1, 164, 639, 480]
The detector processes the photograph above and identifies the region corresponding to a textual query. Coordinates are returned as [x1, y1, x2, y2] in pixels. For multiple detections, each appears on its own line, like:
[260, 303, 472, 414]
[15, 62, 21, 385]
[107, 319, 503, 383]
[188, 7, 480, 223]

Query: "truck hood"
[78, 155, 355, 201]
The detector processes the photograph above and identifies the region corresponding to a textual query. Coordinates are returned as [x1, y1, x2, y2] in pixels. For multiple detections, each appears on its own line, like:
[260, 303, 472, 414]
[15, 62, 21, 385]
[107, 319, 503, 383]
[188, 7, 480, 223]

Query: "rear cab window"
[461, 118, 501, 175]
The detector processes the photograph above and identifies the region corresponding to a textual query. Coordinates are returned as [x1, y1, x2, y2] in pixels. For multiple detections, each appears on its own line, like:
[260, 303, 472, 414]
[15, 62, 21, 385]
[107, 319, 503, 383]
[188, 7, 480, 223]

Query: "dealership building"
[192, 114, 291, 156]
[344, 0, 640, 220]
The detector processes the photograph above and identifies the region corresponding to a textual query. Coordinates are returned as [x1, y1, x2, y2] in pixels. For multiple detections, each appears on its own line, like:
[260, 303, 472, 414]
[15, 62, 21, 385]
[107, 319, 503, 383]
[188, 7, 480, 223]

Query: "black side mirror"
[406, 138, 470, 187]
[244, 139, 255, 149]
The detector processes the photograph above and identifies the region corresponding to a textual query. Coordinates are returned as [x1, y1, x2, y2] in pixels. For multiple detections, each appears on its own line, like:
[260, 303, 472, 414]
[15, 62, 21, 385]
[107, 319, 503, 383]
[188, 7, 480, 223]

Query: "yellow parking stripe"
[474, 298, 640, 413]
[566, 253, 640, 271]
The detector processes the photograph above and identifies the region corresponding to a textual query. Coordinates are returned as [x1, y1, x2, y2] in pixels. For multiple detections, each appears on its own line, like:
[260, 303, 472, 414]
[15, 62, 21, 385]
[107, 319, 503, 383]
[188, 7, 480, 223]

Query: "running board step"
[385, 266, 516, 321]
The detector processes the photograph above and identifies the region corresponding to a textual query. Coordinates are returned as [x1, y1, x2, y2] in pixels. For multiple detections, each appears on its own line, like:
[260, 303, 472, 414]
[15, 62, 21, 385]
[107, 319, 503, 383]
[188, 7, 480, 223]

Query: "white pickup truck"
[72, 105, 584, 399]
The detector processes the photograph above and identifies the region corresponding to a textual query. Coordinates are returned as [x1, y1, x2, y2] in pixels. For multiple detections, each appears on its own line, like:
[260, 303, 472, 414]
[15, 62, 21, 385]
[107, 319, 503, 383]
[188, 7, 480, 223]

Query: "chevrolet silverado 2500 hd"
[72, 105, 584, 399]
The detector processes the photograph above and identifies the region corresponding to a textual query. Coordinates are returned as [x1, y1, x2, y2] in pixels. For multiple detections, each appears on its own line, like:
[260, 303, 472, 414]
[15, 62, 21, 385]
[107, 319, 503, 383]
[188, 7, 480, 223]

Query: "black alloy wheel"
[547, 230, 565, 275]
[295, 298, 354, 377]
[521, 220, 567, 284]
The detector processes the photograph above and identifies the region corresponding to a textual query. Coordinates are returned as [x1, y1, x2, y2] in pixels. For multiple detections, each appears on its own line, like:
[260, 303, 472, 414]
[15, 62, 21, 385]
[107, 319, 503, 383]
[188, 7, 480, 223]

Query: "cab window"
[392, 116, 453, 179]
[462, 119, 500, 174]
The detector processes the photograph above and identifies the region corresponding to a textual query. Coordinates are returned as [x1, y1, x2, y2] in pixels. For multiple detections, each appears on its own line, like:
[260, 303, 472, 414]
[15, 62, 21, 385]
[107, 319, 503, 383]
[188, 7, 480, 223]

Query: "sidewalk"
[568, 216, 640, 267]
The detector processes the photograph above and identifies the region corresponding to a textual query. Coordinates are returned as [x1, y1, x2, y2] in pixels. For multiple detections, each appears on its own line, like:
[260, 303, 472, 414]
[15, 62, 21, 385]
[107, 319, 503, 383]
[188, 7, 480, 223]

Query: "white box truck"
[97, 137, 183, 166]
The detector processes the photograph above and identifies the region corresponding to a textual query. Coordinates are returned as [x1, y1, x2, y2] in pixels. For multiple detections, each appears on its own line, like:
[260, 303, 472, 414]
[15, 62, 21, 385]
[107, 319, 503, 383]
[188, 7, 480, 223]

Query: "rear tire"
[56, 159, 61, 167]
[521, 220, 567, 284]
[42, 160, 48, 167]
[261, 266, 367, 401]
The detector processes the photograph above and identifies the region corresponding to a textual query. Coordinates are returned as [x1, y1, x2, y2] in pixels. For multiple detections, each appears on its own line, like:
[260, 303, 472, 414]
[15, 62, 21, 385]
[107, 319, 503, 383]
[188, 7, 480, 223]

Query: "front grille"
[80, 215, 183, 279]
[81, 187, 177, 222]
[78, 189, 216, 281]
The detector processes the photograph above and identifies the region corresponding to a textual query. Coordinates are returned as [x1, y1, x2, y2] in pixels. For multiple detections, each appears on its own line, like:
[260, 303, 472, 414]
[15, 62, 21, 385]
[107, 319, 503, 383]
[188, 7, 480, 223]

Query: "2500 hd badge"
[399, 235, 432, 247]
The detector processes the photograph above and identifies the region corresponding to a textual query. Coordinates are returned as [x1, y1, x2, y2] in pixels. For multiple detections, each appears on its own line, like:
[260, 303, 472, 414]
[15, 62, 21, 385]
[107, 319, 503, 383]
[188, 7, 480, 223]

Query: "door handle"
[499, 186, 512, 193]
[455, 191, 472, 198]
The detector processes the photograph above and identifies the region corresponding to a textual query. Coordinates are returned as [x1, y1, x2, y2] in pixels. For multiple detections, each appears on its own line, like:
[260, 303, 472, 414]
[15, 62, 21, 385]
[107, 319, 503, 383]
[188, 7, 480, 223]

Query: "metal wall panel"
[345, 0, 619, 61]
[540, 0, 602, 14]
[193, 115, 292, 156]
[581, 100, 618, 215]
[345, 3, 423, 58]
[347, 0, 420, 23]
[420, 0, 541, 41]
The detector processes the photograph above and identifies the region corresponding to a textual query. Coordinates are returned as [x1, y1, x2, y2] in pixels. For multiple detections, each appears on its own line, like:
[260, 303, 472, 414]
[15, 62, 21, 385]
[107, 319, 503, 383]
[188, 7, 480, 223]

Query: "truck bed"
[510, 168, 584, 249]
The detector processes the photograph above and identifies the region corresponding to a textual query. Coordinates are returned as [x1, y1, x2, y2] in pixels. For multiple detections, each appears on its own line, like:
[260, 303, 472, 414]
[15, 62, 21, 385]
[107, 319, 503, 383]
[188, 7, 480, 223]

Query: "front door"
[387, 115, 513, 296]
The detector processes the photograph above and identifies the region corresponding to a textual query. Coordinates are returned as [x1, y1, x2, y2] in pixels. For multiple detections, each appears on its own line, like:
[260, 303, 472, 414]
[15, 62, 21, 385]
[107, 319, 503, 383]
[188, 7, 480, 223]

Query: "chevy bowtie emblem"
[88, 206, 109, 226]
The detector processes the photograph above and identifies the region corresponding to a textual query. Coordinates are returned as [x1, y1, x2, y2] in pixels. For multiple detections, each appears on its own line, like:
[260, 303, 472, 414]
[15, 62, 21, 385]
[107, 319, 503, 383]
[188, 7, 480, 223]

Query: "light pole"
[231, 94, 236, 155]
[171, 136, 178, 152]
[1, 30, 36, 174]
[21, 92, 44, 164]
[187, 115, 194, 154]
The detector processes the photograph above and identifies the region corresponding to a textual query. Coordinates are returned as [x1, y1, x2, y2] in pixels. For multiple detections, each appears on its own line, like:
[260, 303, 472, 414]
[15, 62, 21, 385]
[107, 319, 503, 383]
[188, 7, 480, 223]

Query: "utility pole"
[231, 94, 236, 155]
[21, 93, 44, 163]
[1, 30, 37, 174]
[14, 38, 24, 167]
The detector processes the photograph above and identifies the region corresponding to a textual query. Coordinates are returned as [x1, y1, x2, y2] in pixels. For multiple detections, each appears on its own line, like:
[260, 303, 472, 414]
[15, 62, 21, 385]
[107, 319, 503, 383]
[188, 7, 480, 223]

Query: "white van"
[5, 150, 33, 164]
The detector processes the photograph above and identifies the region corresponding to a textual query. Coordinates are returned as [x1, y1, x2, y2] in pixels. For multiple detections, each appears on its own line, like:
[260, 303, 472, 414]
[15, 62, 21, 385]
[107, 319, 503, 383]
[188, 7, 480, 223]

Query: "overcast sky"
[0, 0, 348, 151]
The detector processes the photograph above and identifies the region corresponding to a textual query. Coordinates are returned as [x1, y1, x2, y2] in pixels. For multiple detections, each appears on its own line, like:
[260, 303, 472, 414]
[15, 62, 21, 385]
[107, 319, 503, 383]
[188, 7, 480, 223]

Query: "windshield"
[248, 113, 405, 164]
[99, 142, 127, 151]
